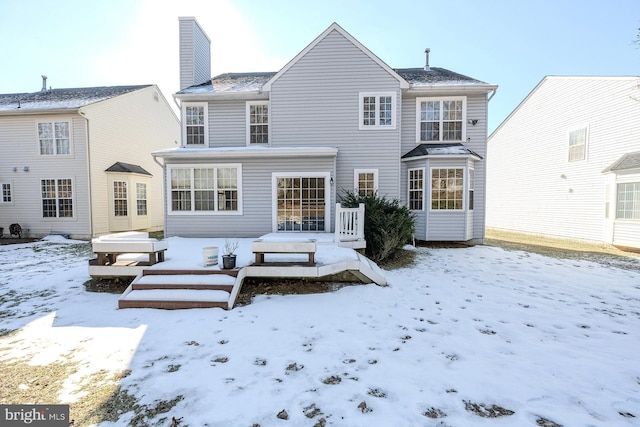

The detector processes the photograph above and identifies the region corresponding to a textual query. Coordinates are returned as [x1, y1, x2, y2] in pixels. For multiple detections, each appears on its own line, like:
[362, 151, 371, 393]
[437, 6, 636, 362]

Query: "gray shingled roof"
[105, 162, 152, 176]
[177, 66, 489, 95]
[402, 143, 482, 159]
[395, 67, 488, 87]
[0, 85, 152, 112]
[178, 72, 276, 95]
[602, 151, 640, 173]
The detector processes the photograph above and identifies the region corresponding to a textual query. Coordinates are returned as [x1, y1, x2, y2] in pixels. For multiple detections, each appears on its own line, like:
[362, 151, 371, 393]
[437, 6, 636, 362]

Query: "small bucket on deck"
[202, 246, 219, 267]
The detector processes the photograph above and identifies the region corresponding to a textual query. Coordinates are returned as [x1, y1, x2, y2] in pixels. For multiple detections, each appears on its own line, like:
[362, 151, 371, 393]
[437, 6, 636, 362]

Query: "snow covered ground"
[1, 236, 639, 426]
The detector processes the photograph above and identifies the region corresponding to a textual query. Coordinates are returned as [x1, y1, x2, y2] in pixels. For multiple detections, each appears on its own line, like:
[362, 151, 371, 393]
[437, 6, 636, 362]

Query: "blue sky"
[1, 0, 638, 132]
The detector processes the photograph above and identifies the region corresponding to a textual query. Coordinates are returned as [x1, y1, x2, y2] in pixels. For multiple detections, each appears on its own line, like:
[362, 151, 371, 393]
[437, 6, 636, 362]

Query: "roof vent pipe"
[424, 49, 431, 71]
[41, 75, 48, 92]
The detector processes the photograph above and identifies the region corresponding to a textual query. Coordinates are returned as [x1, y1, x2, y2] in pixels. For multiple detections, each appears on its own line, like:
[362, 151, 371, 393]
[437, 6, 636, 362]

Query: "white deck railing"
[335, 203, 365, 243]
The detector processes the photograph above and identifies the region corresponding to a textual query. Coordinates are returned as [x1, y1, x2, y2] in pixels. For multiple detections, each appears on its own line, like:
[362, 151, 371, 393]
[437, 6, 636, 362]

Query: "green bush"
[339, 190, 415, 264]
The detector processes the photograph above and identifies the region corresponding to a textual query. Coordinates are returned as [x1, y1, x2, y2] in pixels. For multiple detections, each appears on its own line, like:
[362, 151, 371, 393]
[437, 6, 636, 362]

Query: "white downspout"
[79, 108, 94, 238]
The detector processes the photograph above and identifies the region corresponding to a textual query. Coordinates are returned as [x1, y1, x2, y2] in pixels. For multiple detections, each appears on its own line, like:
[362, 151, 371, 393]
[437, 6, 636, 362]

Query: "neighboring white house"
[0, 81, 180, 239]
[152, 18, 497, 243]
[486, 76, 640, 250]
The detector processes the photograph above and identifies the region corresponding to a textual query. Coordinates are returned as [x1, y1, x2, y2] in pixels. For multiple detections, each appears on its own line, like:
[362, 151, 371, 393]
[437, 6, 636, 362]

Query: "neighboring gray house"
[153, 18, 497, 243]
[486, 76, 640, 250]
[0, 82, 180, 239]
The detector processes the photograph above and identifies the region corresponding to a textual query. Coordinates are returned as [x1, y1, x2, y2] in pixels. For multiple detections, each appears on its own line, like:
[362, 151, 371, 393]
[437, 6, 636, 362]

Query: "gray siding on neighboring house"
[165, 155, 336, 238]
[269, 29, 402, 200]
[486, 76, 640, 245]
[179, 17, 211, 90]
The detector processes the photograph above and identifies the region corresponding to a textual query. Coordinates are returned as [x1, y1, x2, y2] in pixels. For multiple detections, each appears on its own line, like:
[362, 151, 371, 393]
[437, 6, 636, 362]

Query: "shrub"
[340, 190, 415, 263]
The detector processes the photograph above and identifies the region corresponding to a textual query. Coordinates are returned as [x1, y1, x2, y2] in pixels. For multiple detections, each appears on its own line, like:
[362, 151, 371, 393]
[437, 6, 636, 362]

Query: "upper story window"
[416, 97, 466, 142]
[359, 92, 396, 130]
[354, 169, 378, 196]
[247, 101, 269, 144]
[568, 127, 587, 162]
[38, 121, 70, 155]
[183, 103, 207, 146]
[1, 182, 12, 203]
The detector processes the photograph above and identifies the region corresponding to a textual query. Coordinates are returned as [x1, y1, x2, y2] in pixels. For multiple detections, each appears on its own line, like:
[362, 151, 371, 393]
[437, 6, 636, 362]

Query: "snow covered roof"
[105, 162, 152, 176]
[401, 143, 483, 160]
[0, 85, 152, 112]
[152, 145, 338, 159]
[395, 67, 489, 87]
[177, 67, 491, 95]
[602, 151, 640, 173]
[177, 73, 276, 95]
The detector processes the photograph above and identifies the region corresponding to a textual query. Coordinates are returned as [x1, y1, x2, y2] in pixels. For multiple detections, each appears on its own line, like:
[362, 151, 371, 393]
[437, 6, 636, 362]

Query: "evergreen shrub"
[340, 190, 415, 264]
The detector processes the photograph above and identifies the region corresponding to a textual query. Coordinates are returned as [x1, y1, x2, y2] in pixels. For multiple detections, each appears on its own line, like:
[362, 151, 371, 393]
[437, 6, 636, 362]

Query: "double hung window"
[247, 101, 269, 144]
[359, 92, 396, 129]
[38, 121, 70, 155]
[568, 127, 587, 162]
[41, 179, 73, 218]
[416, 97, 465, 142]
[408, 168, 424, 211]
[184, 103, 207, 146]
[431, 168, 464, 210]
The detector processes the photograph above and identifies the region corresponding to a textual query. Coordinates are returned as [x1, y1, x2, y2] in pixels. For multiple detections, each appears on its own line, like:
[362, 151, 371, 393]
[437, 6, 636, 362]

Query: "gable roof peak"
[262, 22, 409, 91]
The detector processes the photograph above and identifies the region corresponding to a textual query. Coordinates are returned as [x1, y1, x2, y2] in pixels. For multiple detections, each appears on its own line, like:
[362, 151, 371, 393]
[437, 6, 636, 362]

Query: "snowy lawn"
[1, 236, 639, 426]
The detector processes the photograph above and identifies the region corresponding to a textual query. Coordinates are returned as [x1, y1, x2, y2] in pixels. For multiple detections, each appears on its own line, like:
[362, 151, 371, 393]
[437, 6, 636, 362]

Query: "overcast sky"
[1, 0, 638, 132]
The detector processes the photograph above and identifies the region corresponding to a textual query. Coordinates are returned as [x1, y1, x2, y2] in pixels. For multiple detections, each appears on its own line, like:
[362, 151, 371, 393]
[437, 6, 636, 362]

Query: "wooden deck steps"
[118, 269, 244, 310]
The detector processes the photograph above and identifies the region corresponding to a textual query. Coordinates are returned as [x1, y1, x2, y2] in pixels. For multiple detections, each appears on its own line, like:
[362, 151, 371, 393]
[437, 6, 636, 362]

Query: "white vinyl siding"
[354, 169, 378, 196]
[41, 178, 74, 218]
[183, 103, 208, 146]
[38, 121, 71, 155]
[168, 164, 242, 215]
[246, 101, 269, 144]
[408, 168, 424, 211]
[359, 92, 396, 129]
[416, 97, 466, 142]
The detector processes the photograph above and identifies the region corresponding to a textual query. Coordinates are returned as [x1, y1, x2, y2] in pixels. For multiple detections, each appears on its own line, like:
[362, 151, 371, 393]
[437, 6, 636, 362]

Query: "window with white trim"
[408, 168, 424, 210]
[1, 182, 12, 203]
[568, 127, 587, 162]
[183, 103, 207, 146]
[38, 121, 70, 155]
[431, 168, 464, 210]
[169, 165, 241, 214]
[247, 101, 269, 144]
[468, 168, 475, 210]
[113, 181, 128, 216]
[416, 97, 466, 142]
[359, 92, 396, 129]
[616, 182, 640, 220]
[136, 183, 147, 216]
[41, 178, 73, 218]
[354, 169, 378, 196]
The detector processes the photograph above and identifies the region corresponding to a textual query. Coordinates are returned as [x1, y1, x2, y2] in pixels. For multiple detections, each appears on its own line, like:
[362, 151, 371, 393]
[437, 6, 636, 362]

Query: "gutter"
[488, 87, 497, 102]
